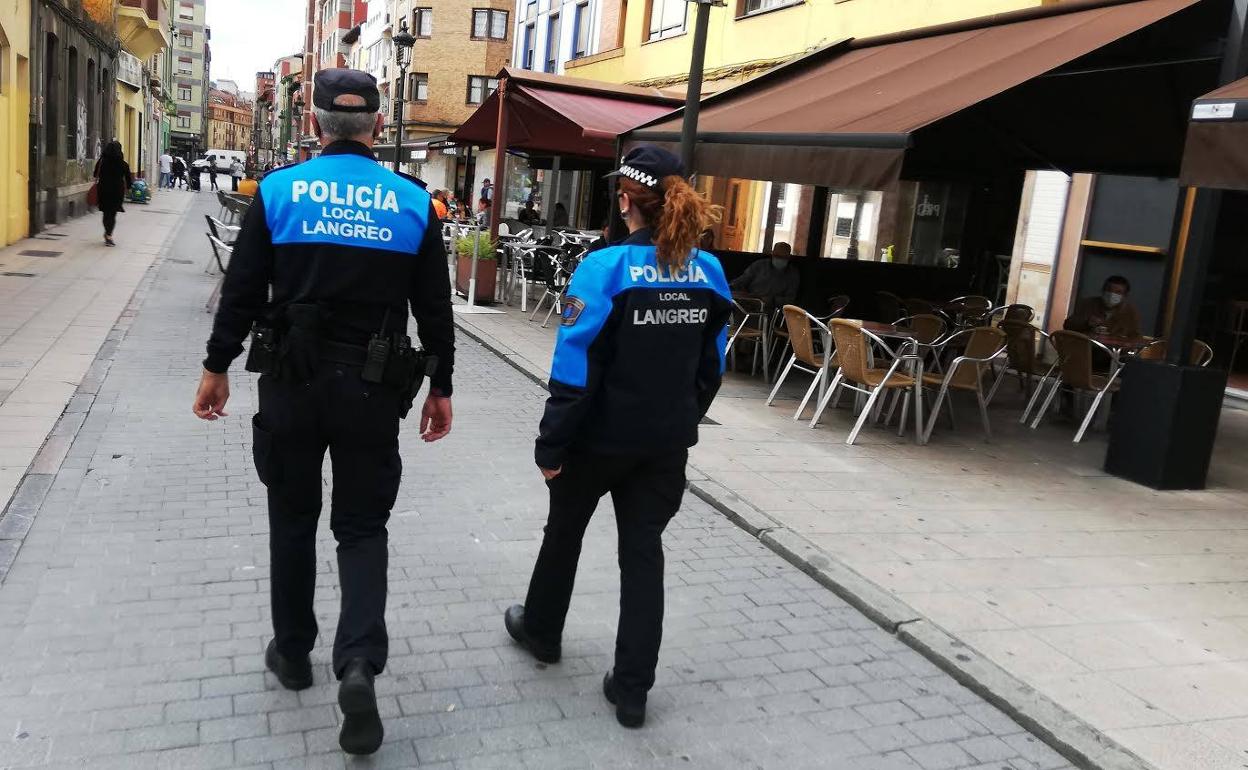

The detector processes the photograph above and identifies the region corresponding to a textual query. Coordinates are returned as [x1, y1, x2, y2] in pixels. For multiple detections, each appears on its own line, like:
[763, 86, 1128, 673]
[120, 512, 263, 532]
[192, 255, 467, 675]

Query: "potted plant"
[454, 231, 498, 303]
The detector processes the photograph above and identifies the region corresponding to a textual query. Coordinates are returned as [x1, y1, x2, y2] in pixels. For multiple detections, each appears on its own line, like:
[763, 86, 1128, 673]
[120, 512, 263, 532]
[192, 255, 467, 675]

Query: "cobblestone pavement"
[0, 196, 1073, 769]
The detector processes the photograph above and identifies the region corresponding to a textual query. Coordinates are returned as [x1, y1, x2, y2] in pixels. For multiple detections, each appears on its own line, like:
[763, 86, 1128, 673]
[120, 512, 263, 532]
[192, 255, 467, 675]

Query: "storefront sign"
[117, 52, 142, 89]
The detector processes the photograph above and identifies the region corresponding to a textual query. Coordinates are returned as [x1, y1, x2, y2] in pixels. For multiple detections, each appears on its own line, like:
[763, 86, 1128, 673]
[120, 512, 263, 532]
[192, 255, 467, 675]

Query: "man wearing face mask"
[730, 241, 800, 308]
[1064, 275, 1141, 338]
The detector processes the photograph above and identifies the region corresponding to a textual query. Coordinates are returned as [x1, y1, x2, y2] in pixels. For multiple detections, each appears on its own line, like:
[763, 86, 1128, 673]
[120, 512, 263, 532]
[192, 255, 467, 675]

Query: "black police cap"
[606, 145, 685, 189]
[313, 68, 381, 113]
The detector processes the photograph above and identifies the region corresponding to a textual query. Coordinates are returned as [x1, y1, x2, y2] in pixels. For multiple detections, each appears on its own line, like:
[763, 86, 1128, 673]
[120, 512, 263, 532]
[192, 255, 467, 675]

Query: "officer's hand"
[540, 466, 562, 480]
[420, 395, 452, 442]
[193, 370, 230, 420]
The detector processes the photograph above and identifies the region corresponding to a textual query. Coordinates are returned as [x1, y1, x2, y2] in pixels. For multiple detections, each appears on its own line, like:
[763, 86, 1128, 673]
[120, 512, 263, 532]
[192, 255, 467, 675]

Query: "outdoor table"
[1090, 333, 1150, 374]
[860, 321, 917, 340]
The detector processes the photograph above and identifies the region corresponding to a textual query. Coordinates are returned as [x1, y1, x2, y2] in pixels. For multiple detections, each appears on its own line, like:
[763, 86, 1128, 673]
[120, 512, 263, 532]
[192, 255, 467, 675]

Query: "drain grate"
[19, 250, 61, 258]
[2, 272, 36, 278]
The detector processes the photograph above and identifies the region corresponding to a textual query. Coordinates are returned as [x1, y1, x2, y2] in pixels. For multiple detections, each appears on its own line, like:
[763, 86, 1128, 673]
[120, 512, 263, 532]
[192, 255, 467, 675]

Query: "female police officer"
[504, 146, 731, 728]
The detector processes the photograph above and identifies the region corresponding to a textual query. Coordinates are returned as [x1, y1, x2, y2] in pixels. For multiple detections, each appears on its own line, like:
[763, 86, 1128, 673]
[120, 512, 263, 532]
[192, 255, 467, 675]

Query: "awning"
[450, 68, 682, 158]
[1180, 76, 1248, 190]
[628, 0, 1208, 189]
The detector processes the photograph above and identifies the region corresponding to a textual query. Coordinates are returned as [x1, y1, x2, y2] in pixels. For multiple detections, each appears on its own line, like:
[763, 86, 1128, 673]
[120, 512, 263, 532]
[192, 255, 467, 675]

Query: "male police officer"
[192, 69, 454, 756]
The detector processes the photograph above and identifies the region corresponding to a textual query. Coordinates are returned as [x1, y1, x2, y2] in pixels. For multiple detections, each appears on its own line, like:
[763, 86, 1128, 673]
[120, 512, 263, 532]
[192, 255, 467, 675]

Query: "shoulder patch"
[561, 297, 586, 327]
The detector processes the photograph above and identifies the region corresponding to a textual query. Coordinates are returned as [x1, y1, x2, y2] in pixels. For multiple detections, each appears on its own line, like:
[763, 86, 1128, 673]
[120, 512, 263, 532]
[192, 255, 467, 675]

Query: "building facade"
[253, 71, 276, 167]
[170, 0, 210, 159]
[271, 53, 303, 162]
[31, 0, 121, 228]
[511, 0, 603, 75]
[298, 0, 367, 158]
[207, 86, 252, 153]
[0, 0, 31, 244]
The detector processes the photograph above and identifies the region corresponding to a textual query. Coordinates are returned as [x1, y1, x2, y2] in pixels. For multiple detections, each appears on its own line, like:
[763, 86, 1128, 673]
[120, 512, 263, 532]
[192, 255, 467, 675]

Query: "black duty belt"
[320, 340, 369, 366]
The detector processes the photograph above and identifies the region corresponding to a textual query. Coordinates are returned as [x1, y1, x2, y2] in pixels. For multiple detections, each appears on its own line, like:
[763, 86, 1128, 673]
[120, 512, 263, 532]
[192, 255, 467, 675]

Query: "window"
[413, 7, 432, 37]
[408, 71, 428, 102]
[66, 47, 78, 160]
[44, 34, 56, 156]
[85, 59, 95, 140]
[177, 112, 191, 129]
[572, 2, 590, 58]
[466, 75, 498, 105]
[544, 13, 559, 71]
[177, 56, 192, 75]
[522, 23, 535, 68]
[179, 31, 193, 47]
[739, 0, 799, 15]
[472, 9, 508, 40]
[177, 2, 193, 20]
[647, 0, 686, 40]
[177, 84, 192, 100]
[525, 0, 537, 20]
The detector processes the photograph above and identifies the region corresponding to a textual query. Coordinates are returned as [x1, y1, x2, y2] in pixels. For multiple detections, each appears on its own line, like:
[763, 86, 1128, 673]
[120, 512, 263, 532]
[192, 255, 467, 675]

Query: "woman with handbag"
[93, 141, 132, 247]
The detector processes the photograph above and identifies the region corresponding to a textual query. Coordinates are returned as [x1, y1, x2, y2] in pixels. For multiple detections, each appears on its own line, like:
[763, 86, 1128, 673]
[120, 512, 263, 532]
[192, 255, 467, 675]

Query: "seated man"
[730, 242, 800, 307]
[1064, 275, 1141, 338]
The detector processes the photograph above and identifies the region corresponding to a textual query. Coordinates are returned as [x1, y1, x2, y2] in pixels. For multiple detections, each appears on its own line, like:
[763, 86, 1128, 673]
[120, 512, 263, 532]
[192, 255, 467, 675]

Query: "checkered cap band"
[619, 164, 660, 188]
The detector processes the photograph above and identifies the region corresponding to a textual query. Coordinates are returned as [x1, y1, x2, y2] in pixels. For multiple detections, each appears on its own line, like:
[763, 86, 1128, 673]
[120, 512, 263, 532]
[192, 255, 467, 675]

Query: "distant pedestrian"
[208, 158, 220, 191]
[171, 156, 187, 189]
[475, 197, 490, 228]
[481, 177, 493, 202]
[93, 140, 132, 247]
[158, 151, 173, 189]
[237, 171, 258, 197]
[230, 159, 244, 192]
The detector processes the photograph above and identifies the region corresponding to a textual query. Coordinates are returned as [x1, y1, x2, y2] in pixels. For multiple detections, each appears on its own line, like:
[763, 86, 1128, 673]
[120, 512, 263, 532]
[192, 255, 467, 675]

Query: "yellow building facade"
[0, 0, 31, 245]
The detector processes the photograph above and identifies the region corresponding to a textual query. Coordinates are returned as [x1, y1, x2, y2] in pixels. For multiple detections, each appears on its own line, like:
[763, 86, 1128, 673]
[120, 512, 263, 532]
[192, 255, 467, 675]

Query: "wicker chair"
[983, 321, 1059, 422]
[903, 297, 937, 317]
[1030, 330, 1123, 442]
[987, 303, 1036, 325]
[1137, 338, 1214, 366]
[770, 295, 850, 376]
[876, 291, 904, 322]
[897, 314, 946, 345]
[945, 295, 994, 326]
[808, 319, 925, 444]
[767, 306, 835, 419]
[917, 327, 1008, 442]
[726, 297, 771, 378]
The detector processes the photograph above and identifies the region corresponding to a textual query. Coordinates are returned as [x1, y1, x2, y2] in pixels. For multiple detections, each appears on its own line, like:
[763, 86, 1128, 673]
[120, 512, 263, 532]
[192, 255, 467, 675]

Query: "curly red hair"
[619, 176, 721, 269]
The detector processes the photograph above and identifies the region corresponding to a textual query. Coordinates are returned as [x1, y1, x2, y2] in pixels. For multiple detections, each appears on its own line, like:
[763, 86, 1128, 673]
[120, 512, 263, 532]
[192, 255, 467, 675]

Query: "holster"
[244, 323, 282, 376]
[279, 303, 326, 382]
[383, 333, 438, 418]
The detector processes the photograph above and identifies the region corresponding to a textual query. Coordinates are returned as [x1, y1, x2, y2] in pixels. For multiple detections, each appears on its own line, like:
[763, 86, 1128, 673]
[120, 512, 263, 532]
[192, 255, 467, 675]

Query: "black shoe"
[338, 659, 383, 755]
[265, 640, 312, 691]
[603, 671, 646, 728]
[504, 605, 561, 664]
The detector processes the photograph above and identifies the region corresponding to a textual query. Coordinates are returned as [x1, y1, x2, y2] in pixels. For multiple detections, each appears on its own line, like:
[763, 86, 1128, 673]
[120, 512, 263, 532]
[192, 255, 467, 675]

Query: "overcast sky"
[205, 0, 305, 90]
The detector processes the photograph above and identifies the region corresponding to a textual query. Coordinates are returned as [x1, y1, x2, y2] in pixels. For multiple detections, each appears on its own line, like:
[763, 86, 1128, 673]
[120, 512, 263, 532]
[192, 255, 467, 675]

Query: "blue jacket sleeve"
[204, 193, 274, 373]
[534, 257, 615, 469]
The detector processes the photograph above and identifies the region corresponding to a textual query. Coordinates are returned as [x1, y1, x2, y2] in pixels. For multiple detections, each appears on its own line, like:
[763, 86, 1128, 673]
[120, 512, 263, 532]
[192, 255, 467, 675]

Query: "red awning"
[450, 68, 682, 158]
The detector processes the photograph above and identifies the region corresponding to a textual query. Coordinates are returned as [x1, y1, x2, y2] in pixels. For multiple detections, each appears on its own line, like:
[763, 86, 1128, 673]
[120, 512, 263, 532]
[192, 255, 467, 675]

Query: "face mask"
[771, 257, 789, 270]
[1103, 291, 1124, 308]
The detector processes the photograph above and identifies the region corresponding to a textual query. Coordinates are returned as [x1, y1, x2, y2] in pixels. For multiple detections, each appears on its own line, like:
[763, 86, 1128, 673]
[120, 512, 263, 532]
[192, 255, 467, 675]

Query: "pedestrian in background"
[505, 145, 731, 729]
[230, 159, 244, 192]
[237, 171, 258, 197]
[193, 68, 455, 757]
[93, 140, 132, 248]
[208, 158, 220, 191]
[158, 150, 172, 189]
[171, 156, 187, 189]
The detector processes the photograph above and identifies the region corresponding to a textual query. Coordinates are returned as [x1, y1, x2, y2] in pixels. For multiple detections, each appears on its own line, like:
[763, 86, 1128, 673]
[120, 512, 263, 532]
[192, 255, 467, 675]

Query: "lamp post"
[291, 93, 303, 161]
[391, 19, 417, 172]
[679, 0, 724, 174]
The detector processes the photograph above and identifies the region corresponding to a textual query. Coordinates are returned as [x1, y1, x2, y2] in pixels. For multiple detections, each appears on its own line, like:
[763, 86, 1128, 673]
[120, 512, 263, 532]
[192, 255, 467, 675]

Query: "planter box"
[455, 253, 497, 304]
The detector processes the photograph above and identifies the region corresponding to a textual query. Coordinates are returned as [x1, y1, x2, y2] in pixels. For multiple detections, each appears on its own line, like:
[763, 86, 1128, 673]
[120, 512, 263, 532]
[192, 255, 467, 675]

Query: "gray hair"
[313, 107, 377, 141]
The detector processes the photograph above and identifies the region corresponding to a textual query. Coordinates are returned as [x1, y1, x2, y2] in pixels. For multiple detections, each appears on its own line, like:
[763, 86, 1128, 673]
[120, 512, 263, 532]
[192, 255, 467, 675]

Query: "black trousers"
[253, 366, 402, 677]
[102, 210, 116, 236]
[523, 450, 687, 701]
[232, 177, 239, 192]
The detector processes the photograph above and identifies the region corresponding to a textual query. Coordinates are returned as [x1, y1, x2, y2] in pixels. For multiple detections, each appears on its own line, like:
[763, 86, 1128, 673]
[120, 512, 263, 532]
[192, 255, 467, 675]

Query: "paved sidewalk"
[0, 191, 194, 514]
[0, 195, 1074, 769]
[454, 301, 1248, 770]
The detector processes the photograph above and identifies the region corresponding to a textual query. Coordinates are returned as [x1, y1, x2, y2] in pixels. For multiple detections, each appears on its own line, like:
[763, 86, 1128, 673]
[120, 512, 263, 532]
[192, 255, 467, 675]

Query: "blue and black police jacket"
[205, 140, 455, 395]
[535, 228, 734, 469]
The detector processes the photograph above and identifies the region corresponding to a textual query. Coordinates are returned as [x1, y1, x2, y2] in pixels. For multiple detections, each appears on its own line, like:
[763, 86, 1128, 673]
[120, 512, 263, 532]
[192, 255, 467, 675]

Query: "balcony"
[119, 0, 170, 59]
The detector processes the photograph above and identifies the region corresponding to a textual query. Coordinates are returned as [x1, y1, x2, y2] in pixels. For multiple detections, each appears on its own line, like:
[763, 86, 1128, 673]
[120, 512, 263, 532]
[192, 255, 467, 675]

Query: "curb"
[455, 314, 1156, 770]
[0, 209, 184, 584]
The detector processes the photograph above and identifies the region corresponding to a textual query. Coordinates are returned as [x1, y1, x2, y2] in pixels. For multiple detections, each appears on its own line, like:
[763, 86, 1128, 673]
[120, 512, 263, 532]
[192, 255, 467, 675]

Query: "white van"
[203, 149, 246, 172]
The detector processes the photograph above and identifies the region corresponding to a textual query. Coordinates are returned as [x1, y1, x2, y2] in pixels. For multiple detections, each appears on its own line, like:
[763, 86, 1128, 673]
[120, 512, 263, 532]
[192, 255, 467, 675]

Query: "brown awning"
[628, 0, 1204, 189]
[1180, 76, 1248, 191]
[450, 68, 681, 158]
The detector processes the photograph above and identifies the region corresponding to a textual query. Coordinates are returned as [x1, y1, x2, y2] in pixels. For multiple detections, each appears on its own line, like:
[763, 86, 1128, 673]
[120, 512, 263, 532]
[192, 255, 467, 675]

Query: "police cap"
[313, 68, 381, 113]
[606, 145, 685, 189]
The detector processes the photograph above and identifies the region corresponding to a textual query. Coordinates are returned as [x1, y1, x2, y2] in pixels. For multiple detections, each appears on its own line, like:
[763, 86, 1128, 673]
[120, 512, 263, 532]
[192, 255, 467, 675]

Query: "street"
[0, 192, 1074, 769]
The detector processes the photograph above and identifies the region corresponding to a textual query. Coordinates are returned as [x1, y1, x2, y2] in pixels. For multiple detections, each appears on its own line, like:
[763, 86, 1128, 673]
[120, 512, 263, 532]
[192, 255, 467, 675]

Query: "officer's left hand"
[420, 395, 452, 442]
[193, 370, 230, 421]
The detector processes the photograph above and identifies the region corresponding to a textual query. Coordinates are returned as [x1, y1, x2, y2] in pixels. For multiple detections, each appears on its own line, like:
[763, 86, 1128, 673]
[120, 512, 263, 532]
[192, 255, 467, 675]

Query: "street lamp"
[292, 92, 303, 161]
[679, 0, 725, 175]
[391, 19, 417, 172]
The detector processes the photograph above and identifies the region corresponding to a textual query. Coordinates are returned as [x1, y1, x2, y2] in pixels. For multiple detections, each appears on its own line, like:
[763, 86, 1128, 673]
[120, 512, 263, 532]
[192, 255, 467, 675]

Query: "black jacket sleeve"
[203, 193, 274, 373]
[696, 297, 733, 417]
[410, 201, 455, 396]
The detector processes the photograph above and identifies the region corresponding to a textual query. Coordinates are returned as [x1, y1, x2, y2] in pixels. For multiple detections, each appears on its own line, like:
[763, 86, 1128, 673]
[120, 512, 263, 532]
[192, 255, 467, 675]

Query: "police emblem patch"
[561, 297, 586, 327]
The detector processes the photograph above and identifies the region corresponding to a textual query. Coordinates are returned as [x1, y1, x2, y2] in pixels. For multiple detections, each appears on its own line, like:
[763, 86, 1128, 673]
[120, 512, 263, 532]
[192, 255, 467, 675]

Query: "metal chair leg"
[808, 371, 844, 428]
[1030, 377, 1064, 429]
[914, 376, 926, 445]
[897, 391, 910, 437]
[1021, 365, 1057, 424]
[767, 355, 797, 406]
[847, 386, 883, 445]
[1074, 387, 1109, 443]
[923, 381, 953, 443]
[794, 369, 823, 419]
[976, 387, 992, 441]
